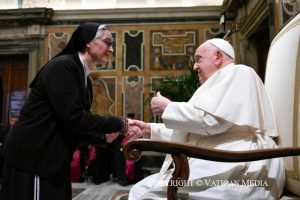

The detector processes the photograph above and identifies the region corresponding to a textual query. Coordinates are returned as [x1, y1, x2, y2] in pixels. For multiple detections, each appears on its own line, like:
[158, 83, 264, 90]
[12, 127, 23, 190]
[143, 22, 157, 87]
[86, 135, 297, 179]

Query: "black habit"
[0, 22, 124, 200]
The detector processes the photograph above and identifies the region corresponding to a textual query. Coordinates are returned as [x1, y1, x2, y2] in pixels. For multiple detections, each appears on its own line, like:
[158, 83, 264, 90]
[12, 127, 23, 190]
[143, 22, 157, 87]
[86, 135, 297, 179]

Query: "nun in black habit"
[0, 22, 127, 200]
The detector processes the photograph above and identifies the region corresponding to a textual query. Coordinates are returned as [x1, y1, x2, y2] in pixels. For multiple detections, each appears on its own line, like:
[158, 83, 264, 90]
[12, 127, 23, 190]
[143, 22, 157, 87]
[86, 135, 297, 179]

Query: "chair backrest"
[264, 13, 300, 196]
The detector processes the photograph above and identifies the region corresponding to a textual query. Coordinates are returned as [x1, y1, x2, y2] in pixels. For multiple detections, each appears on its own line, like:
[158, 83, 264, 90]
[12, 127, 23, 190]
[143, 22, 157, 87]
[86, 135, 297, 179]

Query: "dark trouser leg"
[0, 161, 72, 200]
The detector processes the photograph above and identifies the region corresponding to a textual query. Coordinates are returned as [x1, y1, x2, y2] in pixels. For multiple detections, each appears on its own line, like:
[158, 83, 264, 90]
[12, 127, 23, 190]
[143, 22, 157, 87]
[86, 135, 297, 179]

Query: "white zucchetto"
[207, 38, 235, 59]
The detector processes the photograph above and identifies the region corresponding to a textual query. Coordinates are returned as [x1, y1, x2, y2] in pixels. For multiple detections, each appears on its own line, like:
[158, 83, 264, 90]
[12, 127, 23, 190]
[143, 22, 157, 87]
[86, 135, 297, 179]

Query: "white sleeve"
[148, 123, 173, 141]
[161, 102, 233, 135]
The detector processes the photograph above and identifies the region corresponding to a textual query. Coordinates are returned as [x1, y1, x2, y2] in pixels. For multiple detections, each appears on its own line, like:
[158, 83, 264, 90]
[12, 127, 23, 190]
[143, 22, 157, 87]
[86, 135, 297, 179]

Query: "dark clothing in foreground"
[0, 53, 123, 199]
[1, 162, 71, 200]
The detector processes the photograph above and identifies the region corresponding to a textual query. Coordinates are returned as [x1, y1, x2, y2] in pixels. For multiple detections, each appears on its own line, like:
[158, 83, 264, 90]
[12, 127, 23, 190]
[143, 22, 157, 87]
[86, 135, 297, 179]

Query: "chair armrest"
[123, 139, 300, 200]
[123, 139, 300, 162]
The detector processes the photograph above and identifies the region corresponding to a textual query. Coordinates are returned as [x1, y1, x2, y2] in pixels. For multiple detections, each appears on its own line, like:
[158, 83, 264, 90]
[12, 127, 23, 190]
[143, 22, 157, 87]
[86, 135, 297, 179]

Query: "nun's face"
[86, 30, 113, 65]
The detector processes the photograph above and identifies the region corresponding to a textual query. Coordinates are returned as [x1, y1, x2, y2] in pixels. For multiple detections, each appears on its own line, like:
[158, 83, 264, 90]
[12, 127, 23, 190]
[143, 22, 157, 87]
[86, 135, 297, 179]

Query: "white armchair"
[264, 12, 300, 197]
[123, 12, 300, 199]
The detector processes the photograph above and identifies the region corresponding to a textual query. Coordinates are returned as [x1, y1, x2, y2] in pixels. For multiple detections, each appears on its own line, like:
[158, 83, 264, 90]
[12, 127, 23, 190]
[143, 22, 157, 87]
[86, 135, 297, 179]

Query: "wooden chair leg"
[167, 153, 190, 200]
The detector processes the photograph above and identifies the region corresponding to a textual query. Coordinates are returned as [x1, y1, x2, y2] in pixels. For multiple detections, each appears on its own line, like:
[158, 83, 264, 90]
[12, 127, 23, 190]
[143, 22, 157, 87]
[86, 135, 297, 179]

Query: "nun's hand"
[105, 132, 120, 143]
[125, 119, 150, 140]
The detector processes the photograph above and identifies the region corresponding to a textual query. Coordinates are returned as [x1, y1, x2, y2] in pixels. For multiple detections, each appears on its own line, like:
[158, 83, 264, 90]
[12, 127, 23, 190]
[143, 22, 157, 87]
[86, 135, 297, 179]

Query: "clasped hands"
[105, 119, 148, 143]
[106, 92, 171, 143]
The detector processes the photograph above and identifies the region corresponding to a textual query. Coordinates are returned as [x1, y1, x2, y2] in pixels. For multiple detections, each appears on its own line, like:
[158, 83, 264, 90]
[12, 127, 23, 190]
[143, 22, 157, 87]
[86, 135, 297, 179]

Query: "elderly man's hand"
[150, 92, 171, 115]
[124, 119, 151, 141]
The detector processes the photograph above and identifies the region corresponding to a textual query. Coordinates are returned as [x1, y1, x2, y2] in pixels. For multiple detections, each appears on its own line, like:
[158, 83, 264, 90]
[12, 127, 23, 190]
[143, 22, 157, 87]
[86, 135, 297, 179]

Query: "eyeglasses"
[99, 38, 114, 47]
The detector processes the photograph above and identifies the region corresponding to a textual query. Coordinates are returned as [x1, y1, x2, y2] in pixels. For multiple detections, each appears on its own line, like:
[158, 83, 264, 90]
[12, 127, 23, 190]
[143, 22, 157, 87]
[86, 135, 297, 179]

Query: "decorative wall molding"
[237, 0, 269, 39]
[0, 8, 53, 26]
[52, 6, 221, 24]
[0, 25, 45, 40]
[281, 0, 300, 26]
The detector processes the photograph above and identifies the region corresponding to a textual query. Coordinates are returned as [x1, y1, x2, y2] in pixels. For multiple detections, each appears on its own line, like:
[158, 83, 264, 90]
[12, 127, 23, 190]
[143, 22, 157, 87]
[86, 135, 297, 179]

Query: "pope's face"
[86, 30, 113, 65]
[193, 43, 218, 84]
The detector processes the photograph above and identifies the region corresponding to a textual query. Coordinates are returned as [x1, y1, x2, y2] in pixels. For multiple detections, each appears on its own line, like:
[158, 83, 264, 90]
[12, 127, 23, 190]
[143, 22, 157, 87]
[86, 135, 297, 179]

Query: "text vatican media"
[167, 179, 269, 187]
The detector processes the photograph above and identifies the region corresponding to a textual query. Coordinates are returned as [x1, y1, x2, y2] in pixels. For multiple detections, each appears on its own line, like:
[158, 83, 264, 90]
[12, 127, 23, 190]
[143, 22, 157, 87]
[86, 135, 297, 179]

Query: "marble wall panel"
[150, 30, 197, 71]
[122, 76, 144, 120]
[123, 31, 144, 71]
[91, 77, 116, 115]
[48, 32, 69, 59]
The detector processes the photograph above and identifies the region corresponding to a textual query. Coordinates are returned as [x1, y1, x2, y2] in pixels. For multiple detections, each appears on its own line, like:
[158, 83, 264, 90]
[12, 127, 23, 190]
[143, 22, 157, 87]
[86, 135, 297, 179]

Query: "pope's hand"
[125, 119, 151, 140]
[151, 91, 171, 115]
[126, 125, 143, 140]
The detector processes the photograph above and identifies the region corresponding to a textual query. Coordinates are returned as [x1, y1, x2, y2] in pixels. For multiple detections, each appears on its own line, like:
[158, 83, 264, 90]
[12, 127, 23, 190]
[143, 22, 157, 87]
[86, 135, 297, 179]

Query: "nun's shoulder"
[50, 54, 77, 63]
[42, 54, 81, 75]
[48, 54, 80, 68]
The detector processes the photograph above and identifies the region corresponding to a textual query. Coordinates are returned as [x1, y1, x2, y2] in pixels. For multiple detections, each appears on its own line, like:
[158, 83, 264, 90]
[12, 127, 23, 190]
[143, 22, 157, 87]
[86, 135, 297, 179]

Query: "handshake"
[106, 91, 171, 143]
[105, 118, 150, 143]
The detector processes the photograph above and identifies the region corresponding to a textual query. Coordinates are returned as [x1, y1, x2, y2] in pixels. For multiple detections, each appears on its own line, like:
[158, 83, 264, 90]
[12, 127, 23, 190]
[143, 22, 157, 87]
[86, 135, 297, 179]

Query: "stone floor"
[72, 181, 134, 200]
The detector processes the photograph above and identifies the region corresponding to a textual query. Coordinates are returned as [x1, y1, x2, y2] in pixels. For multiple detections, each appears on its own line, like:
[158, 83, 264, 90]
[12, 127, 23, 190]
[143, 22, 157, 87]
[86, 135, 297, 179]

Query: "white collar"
[78, 53, 91, 76]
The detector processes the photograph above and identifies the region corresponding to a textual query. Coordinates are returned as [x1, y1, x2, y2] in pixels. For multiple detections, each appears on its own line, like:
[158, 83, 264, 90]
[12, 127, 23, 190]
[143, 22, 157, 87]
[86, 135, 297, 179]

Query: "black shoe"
[117, 178, 130, 186]
[78, 177, 85, 183]
[93, 179, 101, 185]
[93, 177, 109, 185]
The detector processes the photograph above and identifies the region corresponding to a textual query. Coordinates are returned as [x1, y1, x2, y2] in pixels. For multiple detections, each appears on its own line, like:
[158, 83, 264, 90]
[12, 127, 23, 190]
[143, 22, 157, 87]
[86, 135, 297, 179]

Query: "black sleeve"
[42, 58, 123, 135]
[79, 133, 107, 145]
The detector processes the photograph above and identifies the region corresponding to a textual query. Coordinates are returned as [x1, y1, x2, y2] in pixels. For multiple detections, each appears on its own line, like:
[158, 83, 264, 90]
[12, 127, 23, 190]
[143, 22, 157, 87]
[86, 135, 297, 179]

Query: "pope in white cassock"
[127, 38, 286, 200]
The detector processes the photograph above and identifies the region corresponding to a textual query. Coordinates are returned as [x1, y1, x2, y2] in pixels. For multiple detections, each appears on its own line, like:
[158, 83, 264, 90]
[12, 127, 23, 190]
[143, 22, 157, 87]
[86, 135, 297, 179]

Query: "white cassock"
[129, 63, 286, 200]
